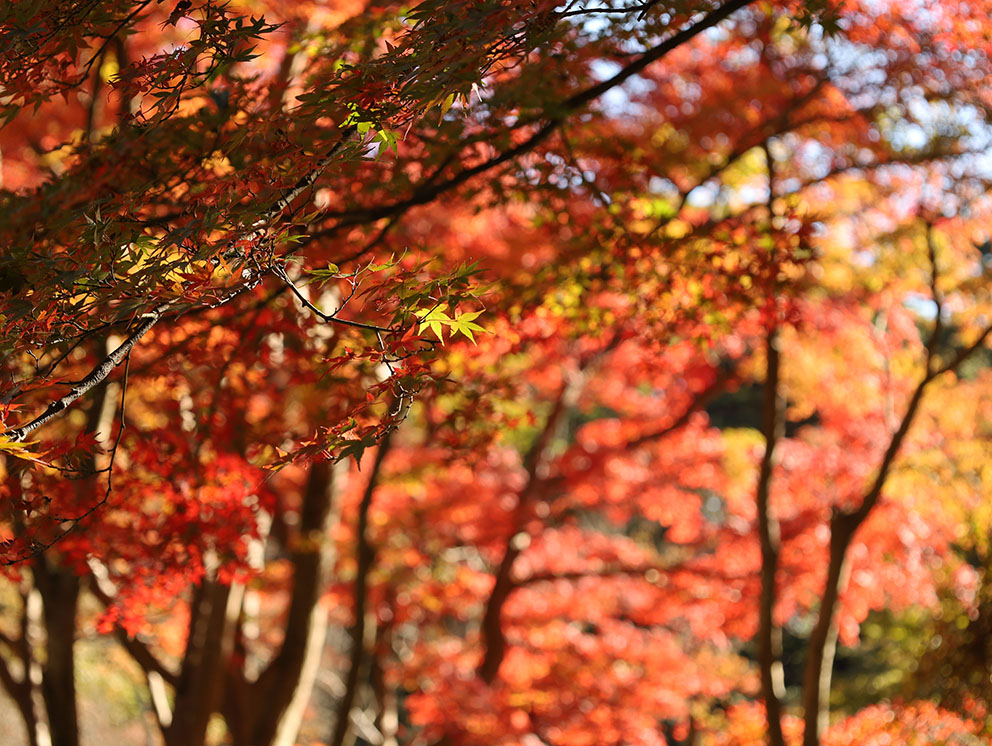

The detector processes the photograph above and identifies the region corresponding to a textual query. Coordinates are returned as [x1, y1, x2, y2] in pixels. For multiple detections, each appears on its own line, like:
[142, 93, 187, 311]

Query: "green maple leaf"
[414, 306, 455, 341]
[450, 310, 486, 343]
[413, 307, 487, 344]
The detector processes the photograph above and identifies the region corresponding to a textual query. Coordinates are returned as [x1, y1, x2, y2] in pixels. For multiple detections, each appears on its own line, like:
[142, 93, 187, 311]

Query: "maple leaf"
[413, 307, 488, 344]
[0, 435, 50, 467]
[414, 306, 455, 342]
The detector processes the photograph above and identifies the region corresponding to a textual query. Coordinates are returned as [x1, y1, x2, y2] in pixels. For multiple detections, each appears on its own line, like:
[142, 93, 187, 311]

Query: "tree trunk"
[801, 378, 930, 745]
[0, 585, 47, 746]
[372, 613, 399, 746]
[269, 607, 329, 746]
[755, 327, 786, 746]
[33, 558, 80, 746]
[477, 378, 579, 682]
[225, 459, 345, 746]
[800, 517, 850, 746]
[477, 541, 523, 683]
[23, 587, 53, 746]
[30, 347, 116, 746]
[329, 436, 393, 746]
[163, 580, 240, 746]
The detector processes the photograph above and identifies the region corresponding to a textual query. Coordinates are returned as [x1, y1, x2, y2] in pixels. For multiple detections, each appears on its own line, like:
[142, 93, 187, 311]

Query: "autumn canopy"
[1, 0, 992, 745]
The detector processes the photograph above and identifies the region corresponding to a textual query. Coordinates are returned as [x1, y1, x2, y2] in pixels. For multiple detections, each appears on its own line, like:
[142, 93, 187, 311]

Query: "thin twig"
[272, 265, 392, 334]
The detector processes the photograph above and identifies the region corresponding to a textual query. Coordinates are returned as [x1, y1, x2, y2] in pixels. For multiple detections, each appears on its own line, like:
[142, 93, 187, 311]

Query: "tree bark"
[372, 612, 398, 746]
[800, 370, 933, 744]
[0, 587, 46, 746]
[5, 307, 167, 443]
[755, 328, 786, 746]
[800, 515, 852, 746]
[224, 459, 345, 746]
[799, 320, 955, 745]
[477, 379, 577, 683]
[23, 587, 53, 746]
[163, 579, 240, 746]
[477, 539, 524, 684]
[328, 434, 393, 746]
[34, 560, 80, 746]
[31, 364, 116, 746]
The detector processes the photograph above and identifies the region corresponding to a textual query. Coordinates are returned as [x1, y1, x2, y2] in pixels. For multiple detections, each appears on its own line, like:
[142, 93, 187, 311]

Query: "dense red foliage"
[2, 1, 992, 746]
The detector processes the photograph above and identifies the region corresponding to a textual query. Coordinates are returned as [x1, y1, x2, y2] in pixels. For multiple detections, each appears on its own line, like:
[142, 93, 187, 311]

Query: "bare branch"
[800, 222, 992, 746]
[273, 265, 392, 334]
[312, 0, 758, 237]
[3, 304, 167, 443]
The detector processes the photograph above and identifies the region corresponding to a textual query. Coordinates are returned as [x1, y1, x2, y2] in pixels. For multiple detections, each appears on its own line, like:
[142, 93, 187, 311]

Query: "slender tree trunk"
[478, 540, 523, 683]
[23, 587, 52, 746]
[756, 327, 786, 746]
[815, 597, 843, 739]
[224, 459, 346, 746]
[33, 559, 80, 746]
[0, 588, 46, 746]
[372, 613, 399, 746]
[269, 607, 329, 746]
[163, 580, 240, 746]
[801, 377, 931, 744]
[8, 685, 43, 746]
[30, 363, 115, 746]
[329, 434, 393, 746]
[27, 709, 46, 746]
[800, 518, 850, 746]
[478, 378, 580, 682]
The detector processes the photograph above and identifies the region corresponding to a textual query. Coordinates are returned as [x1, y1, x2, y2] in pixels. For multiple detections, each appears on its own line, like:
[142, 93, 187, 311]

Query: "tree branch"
[4, 304, 168, 443]
[624, 367, 733, 450]
[477, 373, 580, 683]
[513, 563, 669, 588]
[87, 567, 179, 687]
[273, 265, 392, 334]
[312, 0, 757, 238]
[800, 224, 992, 745]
